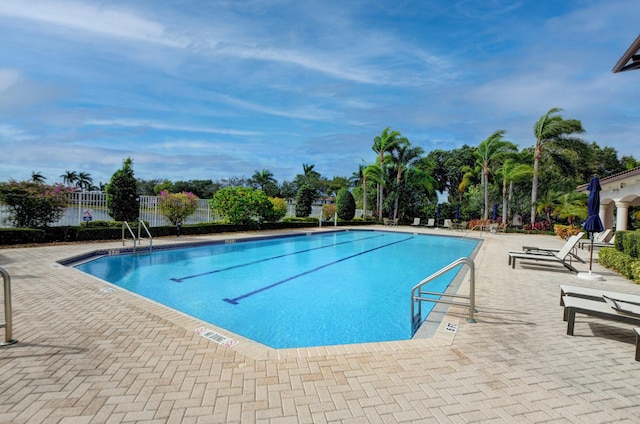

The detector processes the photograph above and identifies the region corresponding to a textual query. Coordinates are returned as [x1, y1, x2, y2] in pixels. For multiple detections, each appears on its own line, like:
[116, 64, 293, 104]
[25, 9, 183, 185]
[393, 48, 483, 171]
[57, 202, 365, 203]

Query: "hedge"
[0, 219, 377, 245]
[598, 247, 640, 283]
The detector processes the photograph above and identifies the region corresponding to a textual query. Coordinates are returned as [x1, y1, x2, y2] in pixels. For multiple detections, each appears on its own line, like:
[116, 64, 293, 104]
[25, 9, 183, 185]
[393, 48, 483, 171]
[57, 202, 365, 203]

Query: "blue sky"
[1, 1, 639, 187]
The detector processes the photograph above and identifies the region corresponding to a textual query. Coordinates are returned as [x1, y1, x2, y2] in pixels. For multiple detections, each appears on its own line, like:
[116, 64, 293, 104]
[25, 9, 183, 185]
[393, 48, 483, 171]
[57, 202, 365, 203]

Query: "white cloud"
[86, 119, 263, 137]
[0, 0, 185, 47]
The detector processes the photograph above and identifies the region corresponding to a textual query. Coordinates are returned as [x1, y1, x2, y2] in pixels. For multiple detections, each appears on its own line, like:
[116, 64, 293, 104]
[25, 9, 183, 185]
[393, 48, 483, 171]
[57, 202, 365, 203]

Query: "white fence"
[0, 192, 366, 228]
[0, 193, 214, 228]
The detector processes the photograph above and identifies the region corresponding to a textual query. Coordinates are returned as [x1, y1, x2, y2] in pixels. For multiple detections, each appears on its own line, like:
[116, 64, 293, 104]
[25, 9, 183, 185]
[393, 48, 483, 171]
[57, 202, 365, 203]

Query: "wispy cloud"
[86, 119, 263, 137]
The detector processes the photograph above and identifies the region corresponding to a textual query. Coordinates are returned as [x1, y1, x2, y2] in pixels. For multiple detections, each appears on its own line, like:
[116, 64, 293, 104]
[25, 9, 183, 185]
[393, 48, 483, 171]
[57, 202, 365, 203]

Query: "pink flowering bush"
[0, 180, 70, 227]
[157, 191, 199, 226]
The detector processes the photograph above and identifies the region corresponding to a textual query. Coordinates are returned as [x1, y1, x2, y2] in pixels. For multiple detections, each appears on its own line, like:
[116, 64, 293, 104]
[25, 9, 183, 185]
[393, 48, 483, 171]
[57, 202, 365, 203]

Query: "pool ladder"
[0, 266, 17, 346]
[411, 257, 476, 336]
[122, 220, 153, 254]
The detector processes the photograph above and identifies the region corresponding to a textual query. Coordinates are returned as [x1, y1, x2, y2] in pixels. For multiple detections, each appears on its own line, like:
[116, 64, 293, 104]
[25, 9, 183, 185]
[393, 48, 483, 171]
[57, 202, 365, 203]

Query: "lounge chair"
[383, 218, 390, 226]
[508, 233, 584, 272]
[587, 235, 615, 252]
[411, 217, 421, 227]
[423, 218, 435, 228]
[517, 232, 585, 263]
[560, 284, 640, 307]
[578, 229, 612, 249]
[562, 296, 640, 361]
[443, 219, 452, 229]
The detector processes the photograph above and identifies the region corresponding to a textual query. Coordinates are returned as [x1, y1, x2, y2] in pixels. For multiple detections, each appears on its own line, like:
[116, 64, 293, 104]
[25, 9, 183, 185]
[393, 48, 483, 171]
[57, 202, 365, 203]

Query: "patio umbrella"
[583, 176, 604, 272]
[455, 204, 460, 220]
[436, 204, 441, 225]
[492, 203, 498, 221]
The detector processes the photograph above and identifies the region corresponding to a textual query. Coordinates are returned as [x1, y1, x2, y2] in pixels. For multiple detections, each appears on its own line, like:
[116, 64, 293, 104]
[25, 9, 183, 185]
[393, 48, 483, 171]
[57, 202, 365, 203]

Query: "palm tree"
[349, 162, 369, 217]
[536, 190, 561, 225]
[530, 107, 585, 225]
[31, 171, 46, 184]
[372, 127, 402, 219]
[250, 169, 277, 192]
[553, 192, 587, 226]
[60, 170, 78, 186]
[77, 172, 93, 191]
[474, 130, 517, 220]
[497, 158, 533, 225]
[364, 161, 385, 218]
[388, 141, 424, 219]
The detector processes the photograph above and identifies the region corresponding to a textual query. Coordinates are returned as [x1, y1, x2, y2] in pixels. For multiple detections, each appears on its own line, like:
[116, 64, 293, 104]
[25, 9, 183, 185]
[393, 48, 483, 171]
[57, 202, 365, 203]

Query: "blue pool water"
[75, 230, 479, 348]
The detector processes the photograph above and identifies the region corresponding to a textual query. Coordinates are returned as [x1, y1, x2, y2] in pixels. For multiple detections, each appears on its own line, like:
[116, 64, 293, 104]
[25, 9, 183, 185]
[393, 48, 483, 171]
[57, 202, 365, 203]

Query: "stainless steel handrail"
[411, 257, 476, 336]
[0, 266, 18, 346]
[137, 220, 153, 252]
[122, 221, 138, 252]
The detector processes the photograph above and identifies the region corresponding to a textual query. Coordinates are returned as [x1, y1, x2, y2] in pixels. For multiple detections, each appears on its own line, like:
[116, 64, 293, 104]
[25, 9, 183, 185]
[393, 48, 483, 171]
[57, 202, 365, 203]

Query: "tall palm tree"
[474, 130, 517, 220]
[457, 165, 479, 204]
[31, 171, 46, 184]
[349, 162, 369, 216]
[530, 107, 585, 224]
[372, 127, 402, 219]
[250, 169, 277, 192]
[77, 172, 93, 191]
[497, 159, 533, 225]
[364, 162, 385, 217]
[60, 170, 78, 186]
[388, 141, 424, 219]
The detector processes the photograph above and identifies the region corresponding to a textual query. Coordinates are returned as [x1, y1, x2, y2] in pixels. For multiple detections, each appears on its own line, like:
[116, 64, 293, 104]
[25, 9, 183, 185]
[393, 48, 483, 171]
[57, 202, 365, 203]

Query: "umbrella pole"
[589, 237, 594, 272]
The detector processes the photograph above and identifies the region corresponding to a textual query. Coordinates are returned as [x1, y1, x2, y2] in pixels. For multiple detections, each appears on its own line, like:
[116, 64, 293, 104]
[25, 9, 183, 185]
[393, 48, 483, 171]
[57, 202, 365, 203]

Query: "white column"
[615, 201, 629, 231]
[599, 204, 608, 230]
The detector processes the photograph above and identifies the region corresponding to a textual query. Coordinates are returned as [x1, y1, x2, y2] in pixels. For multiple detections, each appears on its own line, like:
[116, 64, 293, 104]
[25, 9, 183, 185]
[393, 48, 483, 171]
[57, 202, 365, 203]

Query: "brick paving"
[1, 227, 640, 423]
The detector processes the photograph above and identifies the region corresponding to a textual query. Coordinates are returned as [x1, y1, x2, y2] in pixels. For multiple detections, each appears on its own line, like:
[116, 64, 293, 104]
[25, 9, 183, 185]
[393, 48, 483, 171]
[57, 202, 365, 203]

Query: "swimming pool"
[74, 230, 479, 348]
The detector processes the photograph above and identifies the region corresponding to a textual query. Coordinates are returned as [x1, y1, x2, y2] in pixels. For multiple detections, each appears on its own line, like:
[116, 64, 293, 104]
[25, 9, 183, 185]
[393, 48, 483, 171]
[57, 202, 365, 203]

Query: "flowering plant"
[157, 191, 199, 226]
[0, 180, 70, 227]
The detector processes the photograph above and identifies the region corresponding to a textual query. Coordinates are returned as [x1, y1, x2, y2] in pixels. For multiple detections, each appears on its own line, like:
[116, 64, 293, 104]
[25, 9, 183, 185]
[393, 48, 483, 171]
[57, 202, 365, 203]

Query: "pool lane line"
[222, 236, 414, 305]
[169, 233, 386, 282]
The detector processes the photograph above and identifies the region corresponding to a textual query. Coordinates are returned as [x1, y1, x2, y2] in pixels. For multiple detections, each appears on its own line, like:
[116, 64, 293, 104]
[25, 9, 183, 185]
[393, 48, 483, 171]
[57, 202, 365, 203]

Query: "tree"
[0, 181, 69, 227]
[387, 141, 424, 219]
[157, 191, 199, 226]
[60, 170, 78, 186]
[372, 127, 403, 218]
[536, 190, 561, 225]
[530, 108, 585, 224]
[475, 130, 517, 220]
[497, 158, 533, 225]
[249, 169, 279, 197]
[209, 186, 274, 225]
[350, 163, 368, 216]
[31, 171, 46, 184]
[106, 157, 139, 222]
[77, 172, 93, 191]
[295, 184, 315, 217]
[336, 188, 356, 220]
[552, 192, 587, 225]
[265, 197, 287, 222]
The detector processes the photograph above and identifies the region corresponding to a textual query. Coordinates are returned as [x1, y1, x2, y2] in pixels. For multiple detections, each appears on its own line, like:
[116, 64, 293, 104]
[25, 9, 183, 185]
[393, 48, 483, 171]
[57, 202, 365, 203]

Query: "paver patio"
[1, 226, 639, 423]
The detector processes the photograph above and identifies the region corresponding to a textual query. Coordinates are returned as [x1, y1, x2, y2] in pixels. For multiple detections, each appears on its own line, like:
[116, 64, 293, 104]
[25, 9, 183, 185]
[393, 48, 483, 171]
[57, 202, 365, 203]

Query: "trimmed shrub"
[322, 205, 336, 220]
[295, 185, 314, 217]
[336, 188, 356, 221]
[0, 228, 46, 245]
[622, 231, 640, 258]
[598, 247, 640, 281]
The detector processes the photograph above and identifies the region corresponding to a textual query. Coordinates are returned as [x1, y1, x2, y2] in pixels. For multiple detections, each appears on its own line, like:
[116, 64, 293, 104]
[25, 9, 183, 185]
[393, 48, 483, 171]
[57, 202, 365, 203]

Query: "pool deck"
[1, 226, 640, 423]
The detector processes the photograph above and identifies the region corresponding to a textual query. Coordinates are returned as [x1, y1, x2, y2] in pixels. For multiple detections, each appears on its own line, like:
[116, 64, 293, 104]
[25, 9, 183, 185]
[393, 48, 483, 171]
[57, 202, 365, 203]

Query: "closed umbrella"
[583, 176, 604, 272]
[455, 204, 460, 220]
[436, 204, 441, 226]
[492, 203, 498, 221]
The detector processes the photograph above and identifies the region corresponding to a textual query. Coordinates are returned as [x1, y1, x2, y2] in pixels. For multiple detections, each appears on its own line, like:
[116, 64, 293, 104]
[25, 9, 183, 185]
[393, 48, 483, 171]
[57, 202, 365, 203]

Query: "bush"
[106, 157, 139, 222]
[209, 187, 274, 225]
[268, 197, 288, 222]
[598, 247, 640, 282]
[0, 228, 46, 245]
[295, 185, 315, 217]
[553, 224, 582, 239]
[336, 188, 356, 221]
[322, 205, 336, 220]
[158, 191, 199, 225]
[622, 231, 640, 258]
[0, 181, 70, 228]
